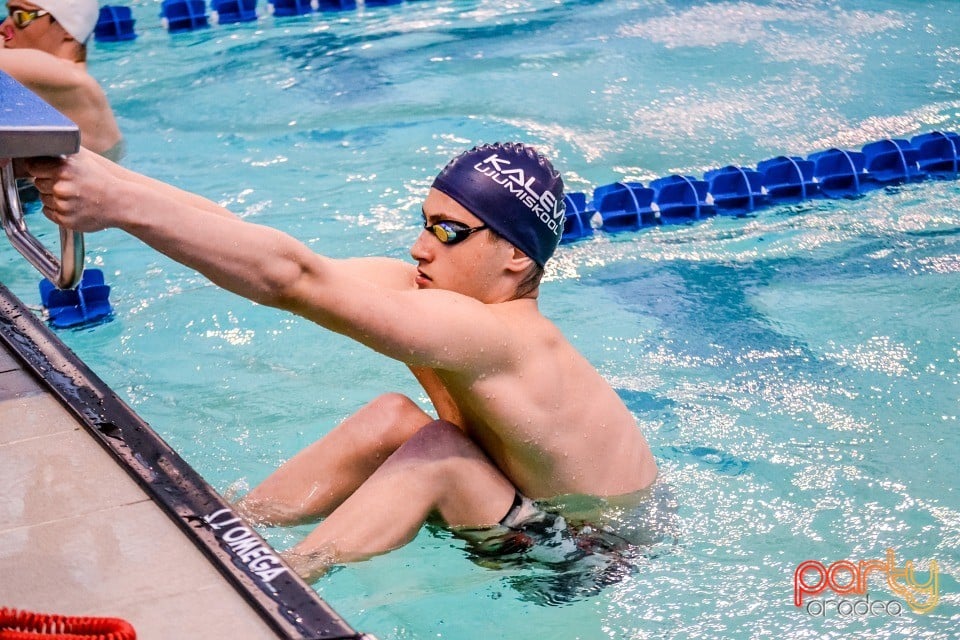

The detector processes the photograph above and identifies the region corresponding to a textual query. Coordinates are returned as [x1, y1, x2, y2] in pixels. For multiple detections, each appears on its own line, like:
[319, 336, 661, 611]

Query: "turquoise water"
[4, 0, 960, 637]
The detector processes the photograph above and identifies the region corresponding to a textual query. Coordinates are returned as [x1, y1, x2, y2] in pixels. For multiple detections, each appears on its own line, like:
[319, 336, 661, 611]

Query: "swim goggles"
[8, 9, 50, 28]
[423, 219, 489, 245]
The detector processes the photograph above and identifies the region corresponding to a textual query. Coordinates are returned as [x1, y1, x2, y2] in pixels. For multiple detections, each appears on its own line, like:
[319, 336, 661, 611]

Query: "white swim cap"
[33, 0, 99, 44]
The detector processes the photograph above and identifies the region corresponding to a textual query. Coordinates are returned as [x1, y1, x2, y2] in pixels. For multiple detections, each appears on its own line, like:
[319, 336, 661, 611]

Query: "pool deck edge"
[0, 280, 369, 640]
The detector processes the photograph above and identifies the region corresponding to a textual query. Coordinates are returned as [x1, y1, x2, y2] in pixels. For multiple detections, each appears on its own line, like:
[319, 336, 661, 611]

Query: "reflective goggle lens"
[431, 223, 453, 243]
[10, 9, 49, 28]
[425, 220, 487, 245]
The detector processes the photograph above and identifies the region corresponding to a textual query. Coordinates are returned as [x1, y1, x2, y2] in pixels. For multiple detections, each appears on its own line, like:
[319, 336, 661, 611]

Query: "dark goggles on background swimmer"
[8, 8, 50, 28]
[423, 219, 489, 245]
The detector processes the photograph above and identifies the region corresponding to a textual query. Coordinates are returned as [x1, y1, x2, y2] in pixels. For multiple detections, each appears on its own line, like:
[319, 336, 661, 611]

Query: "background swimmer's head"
[431, 143, 566, 268]
[32, 0, 98, 44]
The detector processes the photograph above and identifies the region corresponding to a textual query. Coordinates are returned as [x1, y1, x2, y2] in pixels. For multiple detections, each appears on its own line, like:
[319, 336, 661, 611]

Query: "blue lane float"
[160, 0, 210, 33]
[210, 0, 258, 23]
[808, 147, 866, 198]
[704, 165, 766, 214]
[94, 5, 137, 42]
[593, 182, 658, 233]
[316, 0, 357, 9]
[862, 138, 925, 184]
[561, 130, 960, 244]
[755, 155, 818, 202]
[267, 0, 313, 17]
[86, 0, 402, 33]
[912, 131, 960, 175]
[560, 193, 594, 243]
[39, 269, 113, 329]
[650, 174, 713, 224]
[31, 131, 958, 322]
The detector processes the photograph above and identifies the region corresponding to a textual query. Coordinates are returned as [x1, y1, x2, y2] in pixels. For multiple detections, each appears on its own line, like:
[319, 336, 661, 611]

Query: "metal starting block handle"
[0, 70, 84, 290]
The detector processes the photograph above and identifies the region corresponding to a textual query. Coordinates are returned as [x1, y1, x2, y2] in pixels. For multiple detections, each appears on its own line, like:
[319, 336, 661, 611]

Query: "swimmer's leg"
[236, 393, 433, 526]
[282, 420, 516, 582]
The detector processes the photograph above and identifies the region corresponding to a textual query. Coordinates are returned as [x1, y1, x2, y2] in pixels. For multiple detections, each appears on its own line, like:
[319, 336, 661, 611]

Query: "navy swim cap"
[431, 143, 565, 266]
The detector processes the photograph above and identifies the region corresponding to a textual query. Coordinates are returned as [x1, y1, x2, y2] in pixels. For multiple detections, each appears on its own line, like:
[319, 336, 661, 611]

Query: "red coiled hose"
[0, 608, 136, 640]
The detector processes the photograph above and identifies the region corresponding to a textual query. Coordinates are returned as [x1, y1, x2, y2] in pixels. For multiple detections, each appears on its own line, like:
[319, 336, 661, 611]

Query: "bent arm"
[0, 48, 86, 93]
[28, 150, 513, 371]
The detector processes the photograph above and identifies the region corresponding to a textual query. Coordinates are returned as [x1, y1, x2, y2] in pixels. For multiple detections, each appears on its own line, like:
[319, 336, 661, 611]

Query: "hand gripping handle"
[1, 159, 84, 289]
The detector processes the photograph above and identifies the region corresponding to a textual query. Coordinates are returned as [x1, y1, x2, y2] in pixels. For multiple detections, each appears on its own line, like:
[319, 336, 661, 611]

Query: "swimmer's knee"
[392, 420, 479, 463]
[368, 392, 417, 413]
[369, 393, 428, 423]
[364, 393, 431, 439]
[362, 392, 410, 418]
[382, 421, 513, 524]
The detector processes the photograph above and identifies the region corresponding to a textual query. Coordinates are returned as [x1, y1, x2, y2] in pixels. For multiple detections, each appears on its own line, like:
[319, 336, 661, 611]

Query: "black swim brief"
[461, 492, 635, 561]
[453, 493, 640, 605]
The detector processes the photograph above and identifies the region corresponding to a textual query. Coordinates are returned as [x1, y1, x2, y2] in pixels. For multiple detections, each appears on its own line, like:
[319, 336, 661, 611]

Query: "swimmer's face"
[2, 1, 59, 49]
[412, 189, 517, 302]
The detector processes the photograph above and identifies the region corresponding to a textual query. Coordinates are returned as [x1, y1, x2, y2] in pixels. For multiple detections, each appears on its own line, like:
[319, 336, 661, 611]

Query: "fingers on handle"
[23, 155, 66, 179]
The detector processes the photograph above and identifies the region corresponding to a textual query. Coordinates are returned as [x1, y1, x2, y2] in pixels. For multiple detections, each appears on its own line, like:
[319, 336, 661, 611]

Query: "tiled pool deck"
[0, 337, 281, 639]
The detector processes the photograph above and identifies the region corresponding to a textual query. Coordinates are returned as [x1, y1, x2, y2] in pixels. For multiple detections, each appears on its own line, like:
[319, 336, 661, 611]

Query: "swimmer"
[27, 143, 659, 582]
[2, 0, 123, 160]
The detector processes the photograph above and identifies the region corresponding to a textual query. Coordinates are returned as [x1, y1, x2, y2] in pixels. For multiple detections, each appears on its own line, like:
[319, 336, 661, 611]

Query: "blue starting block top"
[0, 71, 79, 157]
[560, 130, 960, 245]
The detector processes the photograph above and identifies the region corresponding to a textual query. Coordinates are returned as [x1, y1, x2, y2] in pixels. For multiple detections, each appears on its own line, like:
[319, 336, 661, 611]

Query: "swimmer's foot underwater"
[234, 493, 317, 528]
[280, 549, 335, 582]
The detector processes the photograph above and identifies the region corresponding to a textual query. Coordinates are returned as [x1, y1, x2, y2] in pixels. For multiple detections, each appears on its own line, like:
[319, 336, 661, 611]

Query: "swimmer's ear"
[504, 246, 535, 274]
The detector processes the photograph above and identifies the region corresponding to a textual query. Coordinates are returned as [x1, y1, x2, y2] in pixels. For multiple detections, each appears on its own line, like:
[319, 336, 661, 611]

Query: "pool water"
[4, 0, 960, 637]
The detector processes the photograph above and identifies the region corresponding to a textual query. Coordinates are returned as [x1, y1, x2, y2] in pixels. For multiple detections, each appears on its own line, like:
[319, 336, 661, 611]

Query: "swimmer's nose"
[409, 228, 434, 262]
[1, 23, 14, 42]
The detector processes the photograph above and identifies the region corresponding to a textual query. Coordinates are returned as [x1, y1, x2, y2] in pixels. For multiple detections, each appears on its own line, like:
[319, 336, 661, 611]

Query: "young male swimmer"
[28, 143, 658, 581]
[2, 0, 123, 159]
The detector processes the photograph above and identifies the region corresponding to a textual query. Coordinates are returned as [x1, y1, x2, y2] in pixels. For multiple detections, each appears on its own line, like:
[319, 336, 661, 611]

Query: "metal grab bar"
[0, 70, 84, 289]
[1, 160, 84, 289]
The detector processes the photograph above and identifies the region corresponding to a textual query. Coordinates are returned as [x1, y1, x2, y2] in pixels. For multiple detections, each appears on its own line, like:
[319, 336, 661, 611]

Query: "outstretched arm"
[79, 149, 241, 220]
[27, 150, 513, 372]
